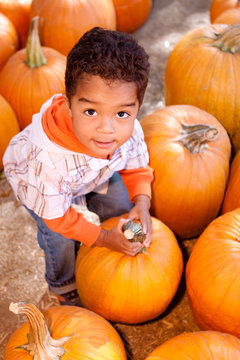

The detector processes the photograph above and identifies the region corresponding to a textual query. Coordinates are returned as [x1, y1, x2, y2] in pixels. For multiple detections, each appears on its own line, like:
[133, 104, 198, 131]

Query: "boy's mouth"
[94, 140, 115, 148]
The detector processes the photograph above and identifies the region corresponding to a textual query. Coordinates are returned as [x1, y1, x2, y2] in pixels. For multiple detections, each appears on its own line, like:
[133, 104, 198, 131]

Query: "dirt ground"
[0, 0, 212, 359]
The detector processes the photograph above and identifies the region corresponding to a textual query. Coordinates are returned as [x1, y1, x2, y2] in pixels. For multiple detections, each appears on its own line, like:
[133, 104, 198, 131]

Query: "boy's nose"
[97, 117, 115, 133]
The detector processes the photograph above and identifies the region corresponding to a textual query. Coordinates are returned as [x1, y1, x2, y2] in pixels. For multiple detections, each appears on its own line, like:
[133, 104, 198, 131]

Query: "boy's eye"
[85, 109, 97, 116]
[117, 111, 129, 118]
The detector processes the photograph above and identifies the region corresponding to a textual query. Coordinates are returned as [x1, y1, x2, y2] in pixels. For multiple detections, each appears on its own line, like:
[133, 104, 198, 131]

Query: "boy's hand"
[128, 194, 152, 248]
[94, 218, 143, 256]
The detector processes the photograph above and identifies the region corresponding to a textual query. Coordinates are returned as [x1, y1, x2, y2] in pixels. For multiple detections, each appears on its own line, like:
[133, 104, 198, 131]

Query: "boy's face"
[65, 75, 139, 158]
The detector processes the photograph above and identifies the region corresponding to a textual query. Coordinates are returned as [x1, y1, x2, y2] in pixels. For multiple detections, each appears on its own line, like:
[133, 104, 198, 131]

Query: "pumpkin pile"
[138, 0, 240, 346]
[4, 1, 240, 359]
[6, 302, 240, 360]
[142, 0, 240, 354]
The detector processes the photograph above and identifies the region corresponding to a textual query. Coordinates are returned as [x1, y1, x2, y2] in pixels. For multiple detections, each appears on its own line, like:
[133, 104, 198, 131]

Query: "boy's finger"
[143, 217, 152, 235]
[117, 217, 130, 232]
[141, 214, 152, 234]
[123, 241, 142, 256]
[118, 217, 129, 226]
[143, 233, 151, 247]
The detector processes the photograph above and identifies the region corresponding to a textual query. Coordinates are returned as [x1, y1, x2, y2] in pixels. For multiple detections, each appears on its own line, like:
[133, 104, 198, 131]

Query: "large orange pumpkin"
[30, 0, 117, 56]
[186, 209, 240, 337]
[112, 0, 152, 33]
[0, 94, 19, 170]
[145, 331, 240, 359]
[221, 150, 240, 213]
[210, 0, 240, 23]
[0, 12, 18, 71]
[76, 215, 183, 324]
[164, 23, 240, 153]
[213, 8, 240, 24]
[4, 302, 127, 359]
[0, 16, 66, 130]
[0, 0, 32, 48]
[141, 105, 231, 239]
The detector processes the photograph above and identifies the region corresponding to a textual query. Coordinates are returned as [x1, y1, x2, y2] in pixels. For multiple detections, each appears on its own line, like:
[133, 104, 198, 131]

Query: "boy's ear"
[63, 93, 72, 118]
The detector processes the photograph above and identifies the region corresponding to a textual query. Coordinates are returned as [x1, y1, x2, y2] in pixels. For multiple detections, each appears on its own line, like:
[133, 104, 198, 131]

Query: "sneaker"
[55, 289, 83, 307]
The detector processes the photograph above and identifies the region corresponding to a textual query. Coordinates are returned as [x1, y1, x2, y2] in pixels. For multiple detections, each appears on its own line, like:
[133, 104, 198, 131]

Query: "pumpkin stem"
[177, 123, 218, 154]
[25, 16, 47, 68]
[122, 220, 146, 254]
[212, 24, 240, 54]
[9, 302, 70, 359]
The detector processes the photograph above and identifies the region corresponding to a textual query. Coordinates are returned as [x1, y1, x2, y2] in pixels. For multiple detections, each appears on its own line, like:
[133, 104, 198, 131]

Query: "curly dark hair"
[65, 27, 150, 105]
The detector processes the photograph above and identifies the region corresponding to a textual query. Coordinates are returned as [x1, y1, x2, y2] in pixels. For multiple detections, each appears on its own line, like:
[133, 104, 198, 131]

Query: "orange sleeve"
[43, 207, 101, 246]
[119, 166, 154, 201]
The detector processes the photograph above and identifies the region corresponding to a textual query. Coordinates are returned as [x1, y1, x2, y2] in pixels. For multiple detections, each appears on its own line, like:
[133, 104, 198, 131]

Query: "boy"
[3, 27, 153, 306]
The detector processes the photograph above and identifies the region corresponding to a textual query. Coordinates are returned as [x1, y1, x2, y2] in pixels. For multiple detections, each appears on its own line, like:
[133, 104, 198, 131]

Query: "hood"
[29, 94, 80, 155]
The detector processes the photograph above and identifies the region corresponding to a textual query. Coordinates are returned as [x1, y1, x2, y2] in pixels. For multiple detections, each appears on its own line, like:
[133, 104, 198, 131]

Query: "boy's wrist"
[133, 194, 151, 209]
[94, 228, 107, 247]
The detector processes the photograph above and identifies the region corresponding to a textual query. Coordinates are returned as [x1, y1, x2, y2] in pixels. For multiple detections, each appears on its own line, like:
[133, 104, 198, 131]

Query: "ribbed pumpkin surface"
[164, 24, 240, 153]
[112, 0, 152, 32]
[186, 209, 240, 337]
[210, 0, 240, 23]
[30, 0, 117, 56]
[0, 0, 32, 47]
[213, 8, 240, 24]
[145, 331, 240, 359]
[4, 304, 127, 359]
[0, 94, 19, 170]
[0, 47, 66, 129]
[222, 150, 240, 213]
[0, 12, 18, 71]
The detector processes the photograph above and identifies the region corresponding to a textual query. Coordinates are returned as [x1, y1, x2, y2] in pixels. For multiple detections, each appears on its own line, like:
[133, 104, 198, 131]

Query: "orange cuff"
[44, 207, 101, 246]
[119, 166, 153, 201]
[129, 182, 152, 201]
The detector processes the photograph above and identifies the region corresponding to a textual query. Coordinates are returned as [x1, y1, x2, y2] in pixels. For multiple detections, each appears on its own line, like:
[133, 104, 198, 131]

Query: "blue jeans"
[26, 172, 133, 295]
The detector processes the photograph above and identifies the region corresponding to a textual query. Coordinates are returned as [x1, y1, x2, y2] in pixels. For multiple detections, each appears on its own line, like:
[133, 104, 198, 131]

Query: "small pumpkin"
[0, 94, 19, 170]
[213, 7, 240, 24]
[0, 12, 18, 71]
[75, 215, 183, 324]
[145, 331, 240, 359]
[112, 0, 152, 33]
[186, 208, 240, 337]
[210, 0, 240, 23]
[141, 105, 231, 239]
[0, 0, 32, 48]
[4, 302, 127, 359]
[221, 150, 240, 213]
[30, 0, 117, 56]
[0, 16, 66, 130]
[164, 23, 240, 153]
